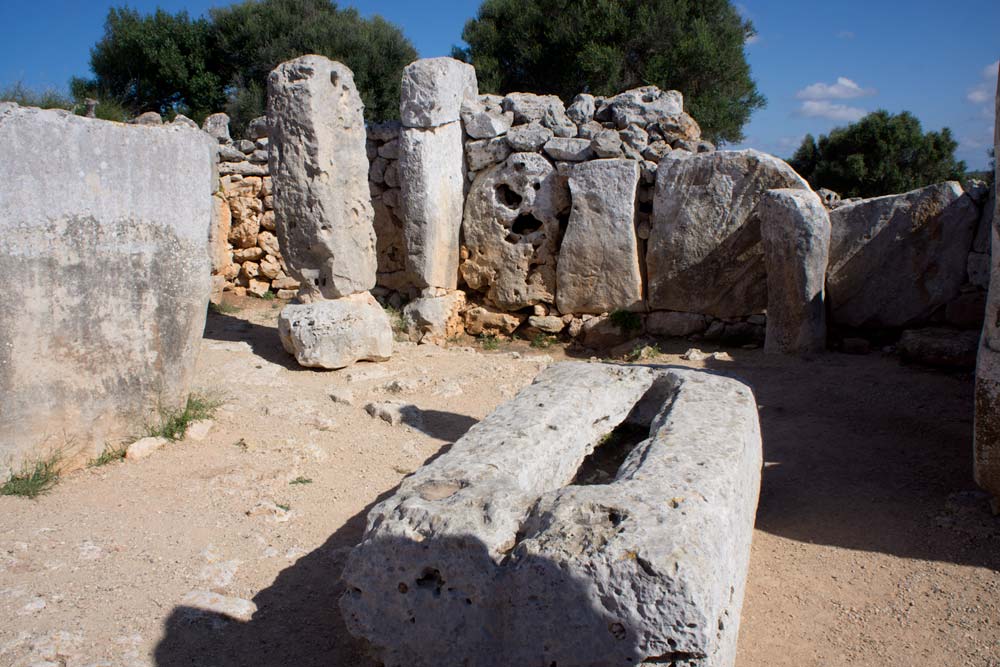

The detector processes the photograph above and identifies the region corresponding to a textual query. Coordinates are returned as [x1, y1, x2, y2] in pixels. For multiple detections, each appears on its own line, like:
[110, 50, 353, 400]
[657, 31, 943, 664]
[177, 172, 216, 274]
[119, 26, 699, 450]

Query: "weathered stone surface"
[899, 328, 979, 368]
[648, 149, 809, 317]
[202, 112, 230, 143]
[556, 159, 642, 314]
[125, 437, 170, 461]
[590, 129, 623, 158]
[400, 122, 466, 289]
[463, 306, 525, 336]
[526, 315, 565, 334]
[975, 69, 1000, 509]
[826, 182, 978, 328]
[0, 104, 215, 470]
[465, 137, 511, 171]
[506, 122, 553, 152]
[400, 57, 478, 129]
[646, 311, 708, 337]
[461, 153, 571, 310]
[341, 362, 761, 667]
[596, 86, 684, 129]
[247, 116, 269, 139]
[133, 111, 163, 125]
[543, 137, 594, 162]
[566, 93, 596, 125]
[268, 56, 376, 300]
[502, 93, 576, 137]
[759, 189, 831, 355]
[278, 292, 393, 369]
[402, 291, 466, 344]
[461, 103, 514, 139]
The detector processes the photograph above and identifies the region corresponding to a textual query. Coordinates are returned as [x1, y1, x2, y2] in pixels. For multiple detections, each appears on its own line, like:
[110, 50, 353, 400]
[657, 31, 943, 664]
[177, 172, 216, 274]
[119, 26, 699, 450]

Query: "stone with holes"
[267, 55, 376, 300]
[340, 362, 761, 667]
[556, 159, 643, 315]
[277, 292, 393, 369]
[460, 152, 571, 310]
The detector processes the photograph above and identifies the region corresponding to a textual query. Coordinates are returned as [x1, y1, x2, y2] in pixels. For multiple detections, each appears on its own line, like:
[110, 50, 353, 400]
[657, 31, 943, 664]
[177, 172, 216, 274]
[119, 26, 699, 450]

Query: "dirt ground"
[1, 296, 998, 667]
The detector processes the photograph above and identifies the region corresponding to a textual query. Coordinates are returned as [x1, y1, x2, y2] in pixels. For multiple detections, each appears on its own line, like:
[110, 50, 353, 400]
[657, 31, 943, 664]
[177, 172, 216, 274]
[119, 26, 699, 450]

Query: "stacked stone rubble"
[366, 121, 408, 293]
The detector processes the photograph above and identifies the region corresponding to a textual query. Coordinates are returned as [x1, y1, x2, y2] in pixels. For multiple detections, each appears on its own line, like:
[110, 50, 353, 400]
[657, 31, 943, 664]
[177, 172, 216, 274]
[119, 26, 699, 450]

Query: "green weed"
[1, 456, 61, 498]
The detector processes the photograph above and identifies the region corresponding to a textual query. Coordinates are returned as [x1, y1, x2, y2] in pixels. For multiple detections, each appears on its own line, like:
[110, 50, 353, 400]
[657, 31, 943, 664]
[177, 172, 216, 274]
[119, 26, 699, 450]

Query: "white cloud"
[796, 100, 867, 122]
[968, 86, 992, 104]
[966, 61, 998, 107]
[836, 31, 855, 40]
[745, 33, 760, 45]
[796, 77, 876, 101]
[984, 60, 999, 80]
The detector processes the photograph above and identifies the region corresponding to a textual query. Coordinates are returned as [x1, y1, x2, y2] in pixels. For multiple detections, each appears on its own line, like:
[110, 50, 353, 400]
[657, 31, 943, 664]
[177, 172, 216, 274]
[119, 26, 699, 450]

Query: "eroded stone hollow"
[340, 362, 762, 667]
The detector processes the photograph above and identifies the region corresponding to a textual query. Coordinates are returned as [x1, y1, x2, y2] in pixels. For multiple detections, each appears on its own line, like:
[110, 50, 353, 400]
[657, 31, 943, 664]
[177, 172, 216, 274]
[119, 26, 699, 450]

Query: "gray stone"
[268, 56, 377, 300]
[460, 152, 571, 310]
[596, 86, 684, 129]
[218, 144, 246, 162]
[647, 149, 809, 317]
[201, 112, 230, 143]
[365, 401, 421, 427]
[590, 129, 623, 158]
[218, 161, 268, 177]
[576, 120, 604, 140]
[341, 362, 761, 667]
[125, 436, 170, 461]
[502, 93, 576, 137]
[278, 293, 393, 369]
[400, 122, 466, 289]
[974, 187, 994, 254]
[247, 116, 269, 139]
[526, 315, 565, 334]
[975, 68, 1000, 509]
[465, 136, 511, 171]
[400, 57, 478, 129]
[816, 188, 841, 208]
[506, 122, 553, 152]
[0, 103, 215, 470]
[646, 311, 709, 337]
[402, 291, 466, 344]
[759, 189, 831, 355]
[642, 140, 672, 162]
[171, 113, 198, 129]
[899, 328, 979, 368]
[619, 124, 649, 151]
[827, 182, 978, 328]
[556, 159, 642, 315]
[367, 120, 401, 143]
[133, 111, 162, 125]
[543, 137, 594, 161]
[378, 139, 400, 159]
[461, 103, 514, 139]
[565, 93, 596, 125]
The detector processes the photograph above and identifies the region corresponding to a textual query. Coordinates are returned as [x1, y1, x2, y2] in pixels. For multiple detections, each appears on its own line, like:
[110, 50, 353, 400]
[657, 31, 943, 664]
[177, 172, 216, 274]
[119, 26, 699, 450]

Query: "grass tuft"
[290, 476, 312, 485]
[209, 302, 240, 315]
[478, 334, 501, 351]
[530, 333, 556, 349]
[88, 443, 127, 467]
[1, 456, 61, 498]
[261, 290, 276, 301]
[146, 395, 221, 442]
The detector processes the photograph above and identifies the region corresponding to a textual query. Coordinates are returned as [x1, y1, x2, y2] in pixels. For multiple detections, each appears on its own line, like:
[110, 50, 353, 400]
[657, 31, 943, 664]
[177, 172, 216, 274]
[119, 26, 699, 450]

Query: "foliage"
[69, 77, 133, 122]
[210, 0, 416, 129]
[146, 394, 221, 442]
[1, 456, 61, 498]
[88, 443, 128, 467]
[0, 81, 73, 109]
[609, 309, 642, 334]
[290, 476, 313, 485]
[454, 0, 765, 143]
[477, 333, 501, 350]
[789, 111, 967, 198]
[530, 333, 556, 349]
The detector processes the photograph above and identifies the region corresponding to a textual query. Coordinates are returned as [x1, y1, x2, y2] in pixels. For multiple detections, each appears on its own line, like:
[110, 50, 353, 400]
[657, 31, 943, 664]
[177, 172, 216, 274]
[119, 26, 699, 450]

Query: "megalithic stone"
[267, 55, 377, 300]
[975, 65, 1000, 511]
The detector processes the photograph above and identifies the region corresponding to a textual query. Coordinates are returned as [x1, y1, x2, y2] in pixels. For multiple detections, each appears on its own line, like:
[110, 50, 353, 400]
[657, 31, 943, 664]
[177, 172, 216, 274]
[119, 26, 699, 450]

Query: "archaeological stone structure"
[341, 362, 762, 667]
[975, 66, 1000, 510]
[0, 103, 216, 473]
[266, 55, 392, 369]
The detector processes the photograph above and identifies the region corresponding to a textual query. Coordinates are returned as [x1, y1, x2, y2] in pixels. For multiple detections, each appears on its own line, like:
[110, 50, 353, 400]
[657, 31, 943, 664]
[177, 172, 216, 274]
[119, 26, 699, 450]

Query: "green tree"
[453, 0, 765, 144]
[788, 111, 967, 198]
[210, 0, 417, 132]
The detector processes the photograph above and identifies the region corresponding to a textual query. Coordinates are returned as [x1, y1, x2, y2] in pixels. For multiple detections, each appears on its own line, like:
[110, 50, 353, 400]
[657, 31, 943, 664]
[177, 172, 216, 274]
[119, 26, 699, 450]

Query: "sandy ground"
[1, 296, 998, 666]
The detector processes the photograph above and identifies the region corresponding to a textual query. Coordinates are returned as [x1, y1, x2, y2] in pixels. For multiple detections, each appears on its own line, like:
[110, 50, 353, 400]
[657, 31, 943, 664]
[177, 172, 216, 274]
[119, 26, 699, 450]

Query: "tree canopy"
[788, 111, 967, 198]
[73, 0, 417, 134]
[453, 0, 765, 144]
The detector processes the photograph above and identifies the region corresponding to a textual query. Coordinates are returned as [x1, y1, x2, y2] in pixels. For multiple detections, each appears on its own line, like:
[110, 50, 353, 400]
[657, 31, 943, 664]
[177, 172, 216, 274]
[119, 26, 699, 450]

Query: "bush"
[0, 82, 73, 110]
[789, 111, 966, 198]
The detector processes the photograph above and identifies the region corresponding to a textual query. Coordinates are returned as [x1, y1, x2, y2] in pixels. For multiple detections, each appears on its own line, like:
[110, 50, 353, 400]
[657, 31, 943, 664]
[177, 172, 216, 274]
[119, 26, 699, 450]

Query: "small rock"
[681, 348, 707, 361]
[365, 401, 421, 427]
[329, 387, 356, 406]
[125, 436, 169, 461]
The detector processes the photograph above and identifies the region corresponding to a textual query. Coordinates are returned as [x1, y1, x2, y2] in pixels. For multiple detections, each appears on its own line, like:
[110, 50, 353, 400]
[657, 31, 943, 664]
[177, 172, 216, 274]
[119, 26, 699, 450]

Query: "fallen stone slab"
[341, 362, 762, 667]
[899, 328, 979, 368]
[278, 293, 393, 369]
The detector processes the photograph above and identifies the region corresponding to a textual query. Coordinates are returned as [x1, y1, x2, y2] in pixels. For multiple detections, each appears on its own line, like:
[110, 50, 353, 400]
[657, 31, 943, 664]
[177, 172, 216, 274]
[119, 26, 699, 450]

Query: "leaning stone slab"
[826, 181, 978, 328]
[268, 55, 377, 300]
[647, 149, 809, 318]
[400, 57, 478, 129]
[976, 67, 1000, 511]
[556, 159, 643, 314]
[278, 292, 392, 369]
[759, 188, 831, 354]
[400, 121, 466, 289]
[341, 362, 762, 667]
[0, 103, 215, 470]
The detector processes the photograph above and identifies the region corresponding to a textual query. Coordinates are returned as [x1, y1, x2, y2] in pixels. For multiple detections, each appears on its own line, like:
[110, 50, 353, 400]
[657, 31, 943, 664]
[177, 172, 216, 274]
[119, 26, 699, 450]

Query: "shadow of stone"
[401, 408, 478, 442]
[202, 309, 307, 372]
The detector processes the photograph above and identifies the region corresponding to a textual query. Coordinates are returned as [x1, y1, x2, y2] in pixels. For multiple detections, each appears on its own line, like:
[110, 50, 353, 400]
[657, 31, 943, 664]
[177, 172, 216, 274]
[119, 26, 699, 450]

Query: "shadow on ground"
[203, 308, 305, 371]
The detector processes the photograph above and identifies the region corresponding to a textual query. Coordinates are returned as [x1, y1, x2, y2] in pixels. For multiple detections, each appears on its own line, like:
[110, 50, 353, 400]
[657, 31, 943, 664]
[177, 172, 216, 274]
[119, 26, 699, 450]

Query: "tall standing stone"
[556, 159, 643, 314]
[399, 58, 478, 290]
[758, 189, 831, 354]
[0, 103, 215, 472]
[975, 66, 1000, 510]
[267, 55, 377, 300]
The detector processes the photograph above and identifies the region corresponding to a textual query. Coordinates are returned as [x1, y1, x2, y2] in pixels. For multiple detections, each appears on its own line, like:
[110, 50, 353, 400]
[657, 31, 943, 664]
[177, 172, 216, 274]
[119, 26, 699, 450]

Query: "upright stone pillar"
[758, 188, 831, 355]
[268, 55, 391, 369]
[975, 67, 1000, 510]
[398, 58, 478, 342]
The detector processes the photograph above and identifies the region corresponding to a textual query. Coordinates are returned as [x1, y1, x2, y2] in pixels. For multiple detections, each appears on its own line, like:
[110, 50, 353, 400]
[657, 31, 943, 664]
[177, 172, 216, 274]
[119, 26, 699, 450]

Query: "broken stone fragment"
[278, 292, 393, 369]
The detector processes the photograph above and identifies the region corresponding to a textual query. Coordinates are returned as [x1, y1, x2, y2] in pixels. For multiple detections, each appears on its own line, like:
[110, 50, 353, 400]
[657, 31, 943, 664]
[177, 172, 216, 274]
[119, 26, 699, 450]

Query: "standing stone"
[975, 66, 1000, 510]
[557, 159, 642, 315]
[758, 189, 831, 354]
[399, 58, 478, 291]
[461, 153, 571, 310]
[267, 55, 377, 300]
[647, 149, 809, 317]
[826, 182, 978, 328]
[0, 103, 215, 471]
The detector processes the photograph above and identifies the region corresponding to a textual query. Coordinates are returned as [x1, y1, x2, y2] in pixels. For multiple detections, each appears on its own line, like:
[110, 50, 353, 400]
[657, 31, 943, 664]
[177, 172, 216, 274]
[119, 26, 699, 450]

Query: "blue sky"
[1, 0, 996, 168]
